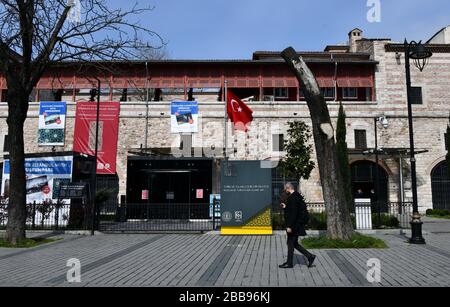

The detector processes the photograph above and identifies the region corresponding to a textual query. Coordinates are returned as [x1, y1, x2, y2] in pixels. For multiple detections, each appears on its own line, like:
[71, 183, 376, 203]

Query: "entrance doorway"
[126, 158, 213, 220]
[431, 161, 450, 210]
[351, 160, 389, 212]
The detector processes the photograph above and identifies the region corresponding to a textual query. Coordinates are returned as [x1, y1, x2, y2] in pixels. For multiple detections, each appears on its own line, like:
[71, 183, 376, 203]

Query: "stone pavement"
[0, 228, 450, 287]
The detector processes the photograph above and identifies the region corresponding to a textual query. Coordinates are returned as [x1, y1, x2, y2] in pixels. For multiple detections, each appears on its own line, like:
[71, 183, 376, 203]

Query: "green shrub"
[271, 212, 285, 230]
[0, 238, 58, 248]
[272, 212, 328, 231]
[302, 234, 387, 249]
[272, 211, 400, 230]
[307, 212, 327, 230]
[426, 209, 450, 217]
[372, 214, 400, 228]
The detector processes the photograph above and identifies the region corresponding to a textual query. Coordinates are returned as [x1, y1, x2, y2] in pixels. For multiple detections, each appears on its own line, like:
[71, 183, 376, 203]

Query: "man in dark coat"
[279, 182, 316, 269]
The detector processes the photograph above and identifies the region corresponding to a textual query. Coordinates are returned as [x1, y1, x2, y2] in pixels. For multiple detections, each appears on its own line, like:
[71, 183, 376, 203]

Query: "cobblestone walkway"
[1, 231, 449, 287]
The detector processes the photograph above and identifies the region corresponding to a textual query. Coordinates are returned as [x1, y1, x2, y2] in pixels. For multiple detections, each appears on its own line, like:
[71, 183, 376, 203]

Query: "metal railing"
[98, 203, 217, 233]
[272, 202, 414, 230]
[0, 201, 413, 232]
[0, 202, 90, 231]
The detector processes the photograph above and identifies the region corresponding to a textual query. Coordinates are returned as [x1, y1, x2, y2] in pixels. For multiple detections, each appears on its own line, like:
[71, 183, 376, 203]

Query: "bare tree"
[281, 47, 355, 240]
[0, 0, 163, 245]
[138, 45, 169, 61]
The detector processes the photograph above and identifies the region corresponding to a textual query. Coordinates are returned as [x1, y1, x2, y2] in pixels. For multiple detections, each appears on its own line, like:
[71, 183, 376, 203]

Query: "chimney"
[349, 28, 363, 52]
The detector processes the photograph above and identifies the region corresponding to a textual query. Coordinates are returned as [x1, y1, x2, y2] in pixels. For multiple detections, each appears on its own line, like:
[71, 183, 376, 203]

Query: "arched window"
[431, 161, 450, 210]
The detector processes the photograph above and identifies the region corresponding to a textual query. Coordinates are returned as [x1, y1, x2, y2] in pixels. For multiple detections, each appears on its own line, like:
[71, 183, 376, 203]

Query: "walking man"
[279, 182, 316, 269]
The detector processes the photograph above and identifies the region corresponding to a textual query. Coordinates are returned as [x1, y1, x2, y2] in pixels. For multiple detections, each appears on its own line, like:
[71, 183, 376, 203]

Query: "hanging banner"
[1, 156, 73, 203]
[171, 101, 199, 134]
[38, 102, 67, 146]
[73, 102, 120, 174]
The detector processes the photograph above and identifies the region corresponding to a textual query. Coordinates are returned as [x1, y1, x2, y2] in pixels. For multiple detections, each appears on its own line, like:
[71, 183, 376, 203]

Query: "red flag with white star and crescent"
[226, 90, 254, 132]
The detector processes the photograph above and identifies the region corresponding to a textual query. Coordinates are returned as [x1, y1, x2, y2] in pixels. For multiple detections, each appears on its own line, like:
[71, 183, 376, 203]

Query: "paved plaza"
[1, 218, 450, 287]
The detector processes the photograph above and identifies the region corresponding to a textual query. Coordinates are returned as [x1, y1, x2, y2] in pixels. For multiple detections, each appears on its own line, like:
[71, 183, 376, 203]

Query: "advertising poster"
[1, 156, 73, 204]
[38, 102, 67, 146]
[209, 194, 221, 219]
[73, 102, 120, 174]
[220, 161, 273, 235]
[171, 101, 199, 134]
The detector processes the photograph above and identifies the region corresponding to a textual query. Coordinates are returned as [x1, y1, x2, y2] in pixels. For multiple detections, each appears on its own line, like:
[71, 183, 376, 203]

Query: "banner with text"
[38, 101, 67, 146]
[1, 156, 73, 203]
[171, 101, 199, 134]
[73, 102, 120, 174]
[220, 161, 272, 235]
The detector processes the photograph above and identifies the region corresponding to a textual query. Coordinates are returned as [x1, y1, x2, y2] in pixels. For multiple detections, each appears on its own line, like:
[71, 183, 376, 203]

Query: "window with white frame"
[321, 87, 335, 99]
[274, 88, 289, 99]
[272, 134, 285, 152]
[342, 87, 358, 99]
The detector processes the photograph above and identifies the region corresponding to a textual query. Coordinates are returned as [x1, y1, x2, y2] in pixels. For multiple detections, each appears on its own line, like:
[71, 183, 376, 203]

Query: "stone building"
[1, 27, 450, 213]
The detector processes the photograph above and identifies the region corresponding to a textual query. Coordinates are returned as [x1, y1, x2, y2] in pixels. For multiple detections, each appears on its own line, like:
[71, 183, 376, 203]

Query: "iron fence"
[0, 200, 413, 232]
[0, 202, 91, 231]
[98, 203, 217, 233]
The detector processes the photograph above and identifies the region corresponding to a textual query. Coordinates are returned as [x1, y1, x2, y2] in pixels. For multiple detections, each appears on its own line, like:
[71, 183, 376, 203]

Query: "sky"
[111, 0, 450, 59]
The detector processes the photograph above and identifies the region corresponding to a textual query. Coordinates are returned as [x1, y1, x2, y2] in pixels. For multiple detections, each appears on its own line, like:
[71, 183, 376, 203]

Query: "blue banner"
[3, 160, 72, 175]
[171, 101, 199, 115]
[39, 102, 67, 115]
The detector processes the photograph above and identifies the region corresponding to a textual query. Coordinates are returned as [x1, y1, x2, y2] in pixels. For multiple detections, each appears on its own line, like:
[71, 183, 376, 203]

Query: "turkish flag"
[227, 90, 254, 132]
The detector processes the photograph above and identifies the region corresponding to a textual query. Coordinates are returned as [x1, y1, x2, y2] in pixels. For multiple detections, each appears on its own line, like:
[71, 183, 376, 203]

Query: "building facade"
[1, 27, 450, 212]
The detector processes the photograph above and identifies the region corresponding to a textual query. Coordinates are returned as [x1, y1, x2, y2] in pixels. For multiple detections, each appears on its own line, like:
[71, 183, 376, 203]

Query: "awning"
[317, 79, 335, 88]
[337, 78, 373, 88]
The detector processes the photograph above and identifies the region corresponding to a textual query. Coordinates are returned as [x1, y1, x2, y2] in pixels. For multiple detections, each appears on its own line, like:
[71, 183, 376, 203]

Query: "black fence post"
[55, 204, 59, 231]
[212, 197, 216, 231]
[32, 201, 36, 230]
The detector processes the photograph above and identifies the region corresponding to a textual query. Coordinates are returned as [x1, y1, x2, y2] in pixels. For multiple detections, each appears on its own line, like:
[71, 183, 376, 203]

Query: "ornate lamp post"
[373, 116, 389, 228]
[404, 40, 432, 244]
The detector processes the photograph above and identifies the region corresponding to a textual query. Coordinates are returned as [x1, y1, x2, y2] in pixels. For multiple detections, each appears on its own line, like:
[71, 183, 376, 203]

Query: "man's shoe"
[279, 263, 293, 269]
[307, 255, 316, 268]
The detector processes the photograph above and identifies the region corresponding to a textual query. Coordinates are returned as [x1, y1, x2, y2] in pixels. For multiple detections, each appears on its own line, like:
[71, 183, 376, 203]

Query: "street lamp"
[374, 116, 389, 228]
[87, 79, 101, 236]
[404, 40, 433, 244]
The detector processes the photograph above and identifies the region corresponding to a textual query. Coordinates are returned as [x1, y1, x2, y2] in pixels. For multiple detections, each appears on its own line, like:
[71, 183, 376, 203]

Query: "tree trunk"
[281, 47, 355, 240]
[5, 88, 29, 245]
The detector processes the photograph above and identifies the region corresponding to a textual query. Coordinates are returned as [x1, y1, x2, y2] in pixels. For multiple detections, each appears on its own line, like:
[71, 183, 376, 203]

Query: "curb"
[204, 229, 429, 236]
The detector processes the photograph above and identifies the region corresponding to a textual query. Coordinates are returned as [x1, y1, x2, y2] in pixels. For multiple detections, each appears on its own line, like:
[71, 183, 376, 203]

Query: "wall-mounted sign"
[209, 194, 221, 219]
[58, 183, 89, 200]
[38, 102, 67, 146]
[142, 190, 149, 200]
[171, 101, 199, 134]
[196, 189, 204, 199]
[166, 191, 175, 200]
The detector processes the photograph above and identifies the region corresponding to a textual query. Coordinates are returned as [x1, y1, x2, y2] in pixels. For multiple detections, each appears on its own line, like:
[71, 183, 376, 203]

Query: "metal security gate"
[97, 202, 219, 233]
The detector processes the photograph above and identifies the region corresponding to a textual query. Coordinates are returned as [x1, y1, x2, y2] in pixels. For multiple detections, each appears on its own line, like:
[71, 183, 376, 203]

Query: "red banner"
[73, 102, 121, 174]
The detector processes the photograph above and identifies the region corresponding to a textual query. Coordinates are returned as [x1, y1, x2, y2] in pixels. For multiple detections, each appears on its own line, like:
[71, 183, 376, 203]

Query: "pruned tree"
[281, 47, 355, 240]
[336, 102, 353, 210]
[0, 0, 163, 245]
[280, 121, 315, 182]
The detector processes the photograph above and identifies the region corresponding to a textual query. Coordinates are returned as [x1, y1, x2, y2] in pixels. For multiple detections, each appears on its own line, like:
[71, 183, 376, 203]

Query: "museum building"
[2, 27, 450, 215]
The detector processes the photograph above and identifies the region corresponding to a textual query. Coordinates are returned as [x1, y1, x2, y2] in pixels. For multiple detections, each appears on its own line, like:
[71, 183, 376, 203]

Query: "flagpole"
[224, 80, 228, 161]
